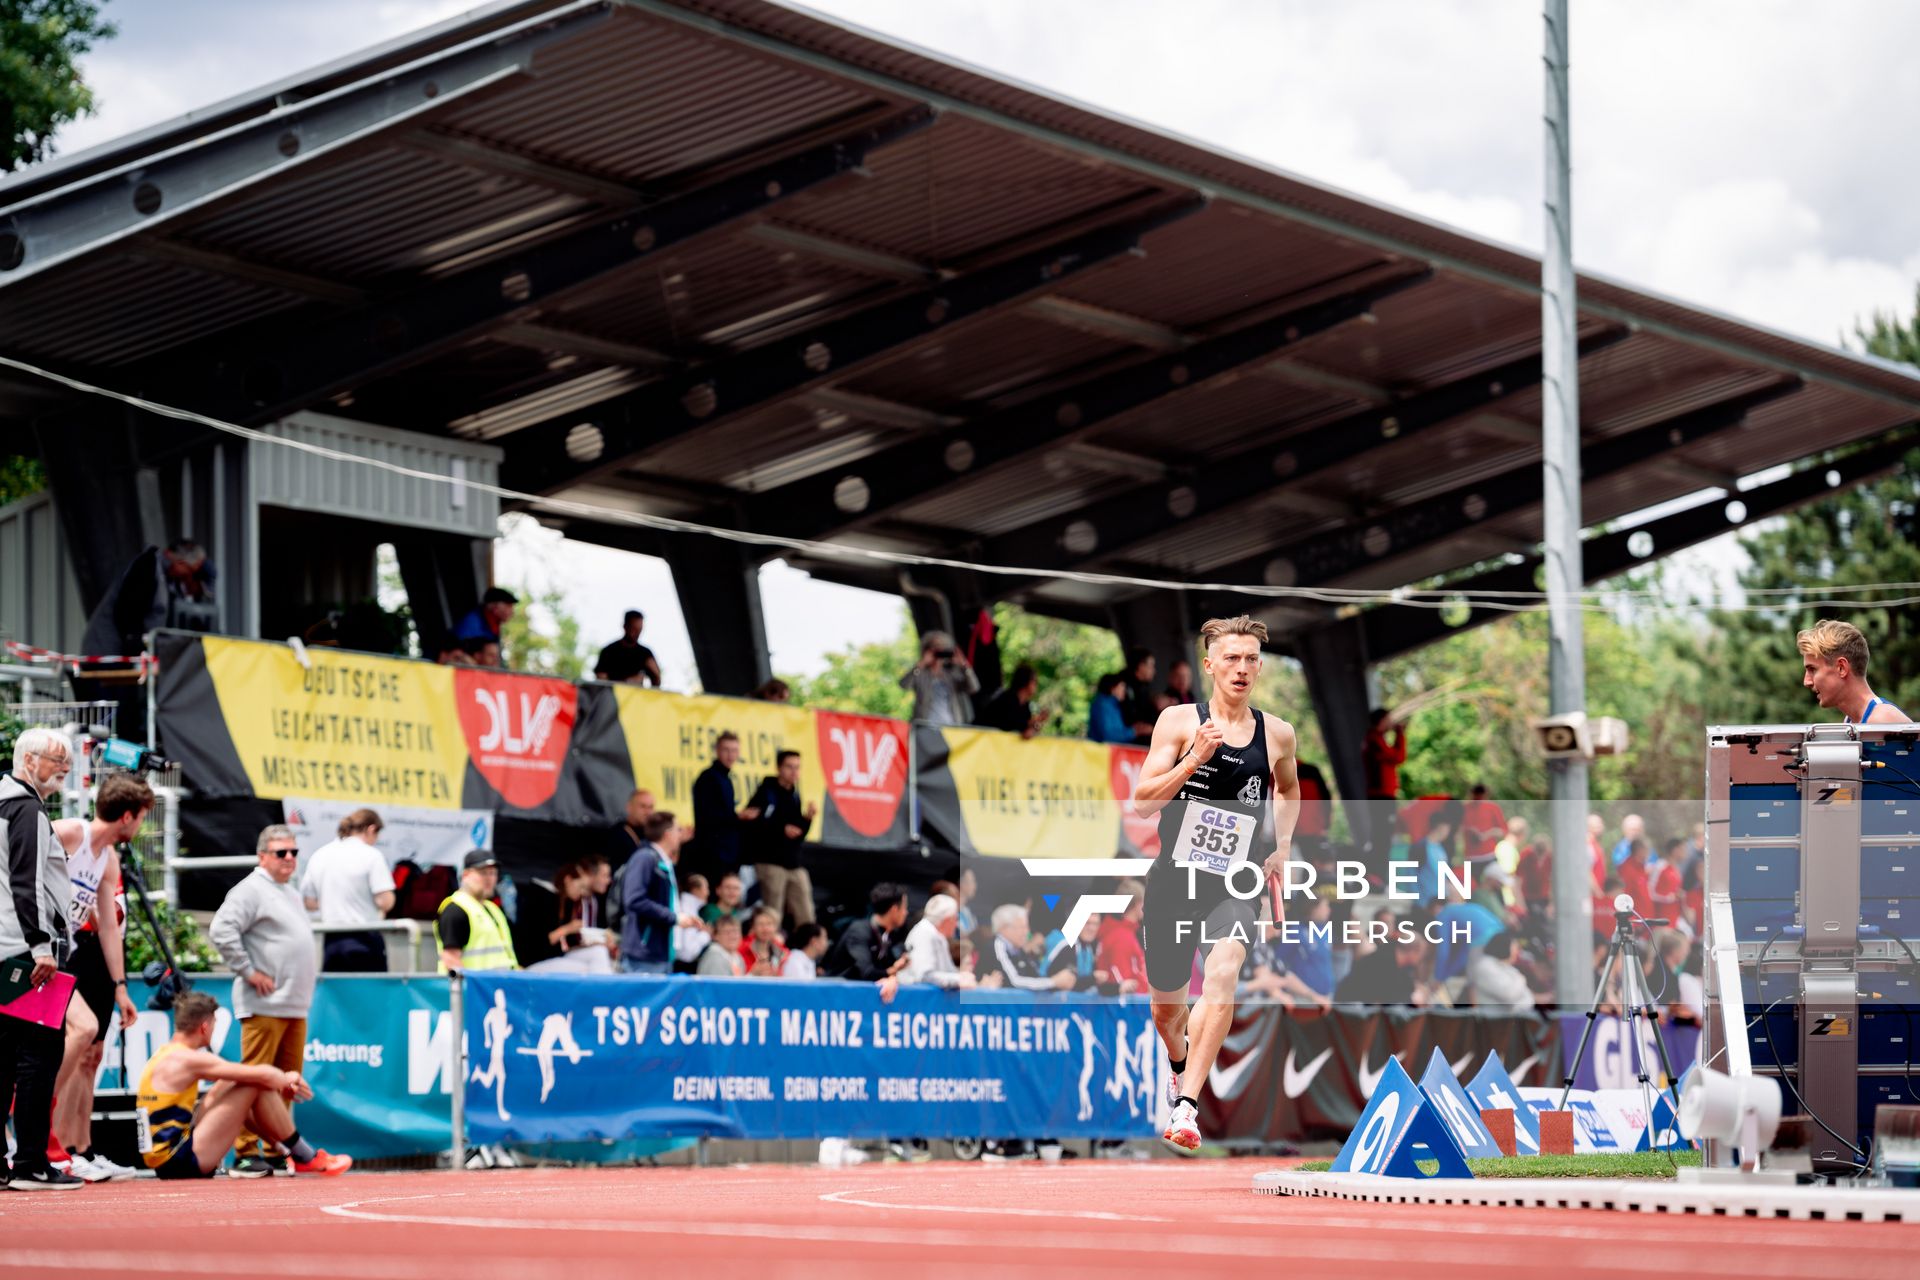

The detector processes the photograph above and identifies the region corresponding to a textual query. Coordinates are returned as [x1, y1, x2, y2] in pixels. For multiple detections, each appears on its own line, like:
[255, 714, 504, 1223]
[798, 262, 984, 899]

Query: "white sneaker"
[67, 1154, 114, 1183]
[81, 1153, 139, 1181]
[462, 1146, 496, 1170]
[1162, 1099, 1202, 1153]
[488, 1144, 518, 1168]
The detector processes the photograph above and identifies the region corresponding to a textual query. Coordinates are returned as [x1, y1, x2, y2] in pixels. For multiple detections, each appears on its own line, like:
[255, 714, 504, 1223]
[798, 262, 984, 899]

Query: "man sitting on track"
[1797, 619, 1910, 725]
[1131, 615, 1300, 1152]
[135, 991, 351, 1180]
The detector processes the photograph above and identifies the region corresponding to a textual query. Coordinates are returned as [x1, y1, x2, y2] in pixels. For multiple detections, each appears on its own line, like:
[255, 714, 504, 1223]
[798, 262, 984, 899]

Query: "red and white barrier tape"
[5, 640, 157, 674]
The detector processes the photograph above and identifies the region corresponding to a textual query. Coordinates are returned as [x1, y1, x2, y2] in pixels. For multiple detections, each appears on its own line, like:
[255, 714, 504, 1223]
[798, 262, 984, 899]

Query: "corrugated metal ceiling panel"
[0, 254, 303, 366]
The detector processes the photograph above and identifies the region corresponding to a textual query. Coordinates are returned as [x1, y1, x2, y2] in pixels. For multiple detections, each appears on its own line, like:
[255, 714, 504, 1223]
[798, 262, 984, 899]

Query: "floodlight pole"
[1543, 0, 1594, 1006]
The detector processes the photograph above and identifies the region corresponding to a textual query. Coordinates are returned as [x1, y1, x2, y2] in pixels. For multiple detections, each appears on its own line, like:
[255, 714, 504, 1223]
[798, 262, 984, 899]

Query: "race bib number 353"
[1171, 799, 1251, 875]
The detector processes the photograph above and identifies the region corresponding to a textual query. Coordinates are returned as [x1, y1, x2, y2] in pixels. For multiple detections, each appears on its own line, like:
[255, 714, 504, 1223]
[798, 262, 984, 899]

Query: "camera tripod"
[1559, 897, 1685, 1144]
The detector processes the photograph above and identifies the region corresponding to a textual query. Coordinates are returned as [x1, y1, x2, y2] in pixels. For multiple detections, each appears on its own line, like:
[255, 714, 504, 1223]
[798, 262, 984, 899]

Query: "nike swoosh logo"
[1208, 1049, 1261, 1099]
[1509, 1052, 1543, 1086]
[1281, 1047, 1335, 1099]
[1451, 1051, 1474, 1078]
[1357, 1053, 1392, 1099]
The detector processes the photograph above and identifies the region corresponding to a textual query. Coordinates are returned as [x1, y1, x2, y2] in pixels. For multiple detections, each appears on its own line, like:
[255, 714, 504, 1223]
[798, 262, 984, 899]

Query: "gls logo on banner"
[815, 712, 908, 837]
[454, 670, 577, 808]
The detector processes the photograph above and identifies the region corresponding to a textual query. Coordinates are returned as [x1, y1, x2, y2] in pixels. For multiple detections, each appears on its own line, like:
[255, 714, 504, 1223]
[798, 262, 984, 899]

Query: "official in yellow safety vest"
[436, 850, 520, 974]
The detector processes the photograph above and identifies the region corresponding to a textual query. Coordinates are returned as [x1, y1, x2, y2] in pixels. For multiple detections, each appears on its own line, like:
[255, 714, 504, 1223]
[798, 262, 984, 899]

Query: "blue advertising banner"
[461, 974, 1162, 1144]
[1555, 1015, 1700, 1091]
[99, 975, 454, 1158]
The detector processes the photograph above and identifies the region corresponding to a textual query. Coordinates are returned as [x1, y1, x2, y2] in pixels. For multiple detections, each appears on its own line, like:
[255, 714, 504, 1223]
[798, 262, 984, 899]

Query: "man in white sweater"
[210, 825, 322, 1177]
[900, 895, 977, 989]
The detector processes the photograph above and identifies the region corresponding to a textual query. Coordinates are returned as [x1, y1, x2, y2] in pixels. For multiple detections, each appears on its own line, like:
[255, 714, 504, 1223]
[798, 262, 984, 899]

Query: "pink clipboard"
[0, 971, 76, 1029]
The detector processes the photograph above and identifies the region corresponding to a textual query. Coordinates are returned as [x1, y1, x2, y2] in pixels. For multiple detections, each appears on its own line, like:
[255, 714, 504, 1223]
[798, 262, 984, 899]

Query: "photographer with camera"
[1, 728, 81, 1190]
[898, 631, 979, 727]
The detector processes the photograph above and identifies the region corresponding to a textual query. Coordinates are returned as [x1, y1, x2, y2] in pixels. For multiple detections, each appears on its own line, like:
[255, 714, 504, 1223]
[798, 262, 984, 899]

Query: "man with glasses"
[210, 825, 322, 1177]
[0, 728, 82, 1188]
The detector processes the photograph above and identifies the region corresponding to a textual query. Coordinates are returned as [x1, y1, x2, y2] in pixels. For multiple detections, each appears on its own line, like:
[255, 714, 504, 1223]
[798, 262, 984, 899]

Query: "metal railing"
[161, 858, 432, 973]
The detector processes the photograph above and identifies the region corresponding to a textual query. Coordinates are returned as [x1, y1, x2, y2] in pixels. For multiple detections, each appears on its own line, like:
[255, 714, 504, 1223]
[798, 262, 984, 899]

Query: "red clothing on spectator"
[1650, 862, 1683, 920]
[740, 936, 788, 972]
[1362, 725, 1407, 797]
[1515, 842, 1552, 904]
[1399, 796, 1448, 846]
[1096, 917, 1148, 990]
[1590, 841, 1608, 889]
[1618, 859, 1654, 919]
[1463, 799, 1506, 861]
[1296, 765, 1331, 838]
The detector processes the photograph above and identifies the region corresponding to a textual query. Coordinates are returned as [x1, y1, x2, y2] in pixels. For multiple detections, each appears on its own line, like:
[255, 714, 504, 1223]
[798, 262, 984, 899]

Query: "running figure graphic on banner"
[472, 989, 515, 1121]
[1130, 615, 1300, 1153]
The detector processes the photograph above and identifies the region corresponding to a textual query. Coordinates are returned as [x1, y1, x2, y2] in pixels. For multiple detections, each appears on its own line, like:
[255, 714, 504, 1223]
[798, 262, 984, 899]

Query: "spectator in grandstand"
[1279, 895, 1335, 1009]
[745, 750, 817, 928]
[1651, 836, 1686, 925]
[674, 873, 711, 971]
[1361, 709, 1407, 801]
[463, 635, 502, 668]
[1610, 812, 1646, 867]
[901, 894, 976, 989]
[1, 729, 79, 1190]
[782, 922, 829, 979]
[899, 631, 979, 726]
[436, 851, 519, 974]
[1119, 648, 1159, 743]
[1653, 929, 1704, 1025]
[1409, 814, 1455, 906]
[699, 871, 751, 928]
[820, 883, 910, 982]
[44, 772, 147, 1182]
[1086, 672, 1132, 744]
[689, 732, 758, 885]
[1046, 913, 1128, 993]
[1516, 832, 1553, 921]
[619, 813, 698, 975]
[989, 904, 1073, 991]
[515, 856, 616, 974]
[432, 631, 472, 665]
[1238, 939, 1305, 1008]
[740, 906, 788, 976]
[1462, 784, 1506, 869]
[1586, 812, 1607, 880]
[1096, 880, 1148, 990]
[592, 610, 661, 686]
[1335, 911, 1433, 1006]
[975, 664, 1047, 738]
[751, 679, 791, 703]
[1431, 898, 1507, 998]
[602, 788, 656, 927]
[454, 586, 517, 644]
[954, 866, 980, 938]
[209, 824, 319, 1177]
[1159, 660, 1190, 710]
[1617, 837, 1655, 919]
[136, 991, 350, 1180]
[1293, 758, 1331, 861]
[299, 808, 396, 973]
[1494, 815, 1530, 886]
[696, 917, 747, 977]
[1466, 932, 1534, 1009]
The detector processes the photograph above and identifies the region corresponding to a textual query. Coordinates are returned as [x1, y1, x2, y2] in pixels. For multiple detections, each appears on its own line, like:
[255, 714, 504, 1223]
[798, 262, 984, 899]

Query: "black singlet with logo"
[1154, 701, 1276, 865]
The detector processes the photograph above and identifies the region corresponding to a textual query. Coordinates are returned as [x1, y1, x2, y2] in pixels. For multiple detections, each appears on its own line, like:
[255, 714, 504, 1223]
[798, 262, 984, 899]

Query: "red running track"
[5, 1160, 1918, 1279]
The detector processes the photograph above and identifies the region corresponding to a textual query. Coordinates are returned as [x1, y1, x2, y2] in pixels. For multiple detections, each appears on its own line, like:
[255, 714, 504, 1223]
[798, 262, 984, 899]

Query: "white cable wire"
[3, 351, 1912, 614]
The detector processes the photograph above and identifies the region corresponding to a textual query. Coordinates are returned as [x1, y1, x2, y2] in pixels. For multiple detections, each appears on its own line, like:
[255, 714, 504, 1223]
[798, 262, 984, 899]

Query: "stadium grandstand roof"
[4, 0, 1918, 657]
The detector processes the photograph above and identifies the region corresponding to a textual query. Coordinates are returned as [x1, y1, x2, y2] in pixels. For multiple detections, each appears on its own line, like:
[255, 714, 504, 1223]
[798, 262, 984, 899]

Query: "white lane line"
[818, 1184, 1172, 1223]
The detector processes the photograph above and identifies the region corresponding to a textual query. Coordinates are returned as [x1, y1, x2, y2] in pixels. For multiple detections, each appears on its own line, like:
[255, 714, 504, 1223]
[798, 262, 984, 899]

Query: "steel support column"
[1293, 615, 1376, 858]
[661, 532, 771, 696]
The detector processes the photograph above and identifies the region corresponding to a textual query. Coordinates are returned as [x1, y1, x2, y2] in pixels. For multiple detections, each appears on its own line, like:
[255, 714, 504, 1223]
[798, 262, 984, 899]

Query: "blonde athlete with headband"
[1132, 615, 1300, 1152]
[1798, 620, 1910, 726]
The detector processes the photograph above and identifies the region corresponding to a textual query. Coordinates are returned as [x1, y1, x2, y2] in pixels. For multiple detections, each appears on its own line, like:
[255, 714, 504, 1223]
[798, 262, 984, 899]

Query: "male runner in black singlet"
[1132, 615, 1300, 1151]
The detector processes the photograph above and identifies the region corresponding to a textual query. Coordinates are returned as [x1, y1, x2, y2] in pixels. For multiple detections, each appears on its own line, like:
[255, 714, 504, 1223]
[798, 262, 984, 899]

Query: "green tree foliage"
[499, 582, 590, 680]
[1703, 289, 1920, 725]
[1373, 607, 1710, 803]
[124, 898, 220, 974]
[784, 603, 1129, 734]
[1, 0, 116, 172]
[0, 455, 46, 505]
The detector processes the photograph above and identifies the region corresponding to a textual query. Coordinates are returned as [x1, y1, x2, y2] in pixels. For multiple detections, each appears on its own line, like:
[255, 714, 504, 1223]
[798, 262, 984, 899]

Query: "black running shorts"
[1142, 854, 1260, 993]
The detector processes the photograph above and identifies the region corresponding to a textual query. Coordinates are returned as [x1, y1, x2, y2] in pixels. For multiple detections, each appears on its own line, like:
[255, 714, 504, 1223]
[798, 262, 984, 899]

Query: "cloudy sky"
[42, 0, 1920, 681]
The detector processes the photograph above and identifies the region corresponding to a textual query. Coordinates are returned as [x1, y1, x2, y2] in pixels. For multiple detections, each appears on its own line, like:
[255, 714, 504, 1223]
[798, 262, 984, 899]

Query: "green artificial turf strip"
[1292, 1150, 1701, 1179]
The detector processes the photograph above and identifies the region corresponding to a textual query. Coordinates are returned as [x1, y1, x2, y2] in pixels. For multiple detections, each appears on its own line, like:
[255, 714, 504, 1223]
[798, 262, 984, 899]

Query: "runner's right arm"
[1132, 705, 1219, 816]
